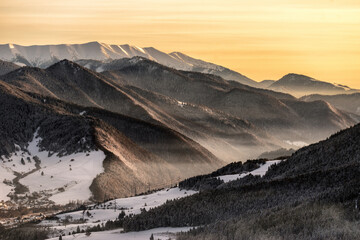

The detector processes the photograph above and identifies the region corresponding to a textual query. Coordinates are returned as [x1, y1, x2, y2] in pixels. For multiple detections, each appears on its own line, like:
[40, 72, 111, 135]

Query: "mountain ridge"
[0, 42, 256, 86]
[268, 73, 359, 97]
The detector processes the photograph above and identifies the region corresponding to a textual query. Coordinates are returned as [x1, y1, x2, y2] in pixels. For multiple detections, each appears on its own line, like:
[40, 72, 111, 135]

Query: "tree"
[118, 210, 126, 220]
[21, 158, 25, 165]
[76, 226, 81, 233]
[150, 233, 154, 240]
[59, 235, 62, 240]
[41, 171, 44, 176]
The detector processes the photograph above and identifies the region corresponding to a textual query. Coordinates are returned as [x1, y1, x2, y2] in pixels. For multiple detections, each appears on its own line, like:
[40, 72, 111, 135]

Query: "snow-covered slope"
[47, 227, 192, 240]
[218, 160, 281, 183]
[0, 42, 255, 86]
[0, 130, 106, 204]
[41, 187, 196, 238]
[54, 188, 196, 225]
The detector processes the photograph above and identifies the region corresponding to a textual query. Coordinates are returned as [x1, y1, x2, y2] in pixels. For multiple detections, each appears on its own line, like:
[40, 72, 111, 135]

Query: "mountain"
[0, 80, 221, 205]
[1, 58, 355, 162]
[0, 59, 273, 161]
[99, 57, 355, 143]
[121, 122, 360, 239]
[0, 60, 20, 75]
[168, 52, 256, 86]
[0, 57, 356, 206]
[300, 92, 360, 117]
[0, 42, 256, 86]
[268, 73, 359, 97]
[257, 79, 275, 88]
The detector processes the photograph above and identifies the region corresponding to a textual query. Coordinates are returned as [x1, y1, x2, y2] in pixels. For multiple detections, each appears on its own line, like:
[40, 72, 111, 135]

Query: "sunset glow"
[0, 0, 359, 87]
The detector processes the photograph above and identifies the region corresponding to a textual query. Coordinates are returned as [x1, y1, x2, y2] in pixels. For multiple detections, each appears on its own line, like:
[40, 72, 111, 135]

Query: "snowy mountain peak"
[0, 42, 256, 86]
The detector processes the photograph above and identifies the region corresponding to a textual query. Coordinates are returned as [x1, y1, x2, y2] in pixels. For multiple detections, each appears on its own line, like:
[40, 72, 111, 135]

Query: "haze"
[0, 0, 359, 87]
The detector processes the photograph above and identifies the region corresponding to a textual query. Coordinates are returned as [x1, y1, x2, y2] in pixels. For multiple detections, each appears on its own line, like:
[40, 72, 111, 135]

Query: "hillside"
[100, 58, 355, 144]
[0, 60, 20, 76]
[2, 58, 355, 162]
[268, 73, 358, 97]
[300, 93, 360, 117]
[0, 60, 274, 161]
[0, 81, 221, 206]
[119, 123, 360, 239]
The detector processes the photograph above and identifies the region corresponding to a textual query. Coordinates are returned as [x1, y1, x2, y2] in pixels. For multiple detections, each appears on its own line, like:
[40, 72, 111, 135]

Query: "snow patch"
[95, 66, 104, 72]
[285, 140, 308, 147]
[218, 160, 281, 183]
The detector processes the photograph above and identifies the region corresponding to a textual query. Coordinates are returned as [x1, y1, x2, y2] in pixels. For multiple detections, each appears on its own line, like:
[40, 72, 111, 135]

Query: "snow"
[0, 145, 38, 200]
[135, 46, 146, 54]
[218, 160, 281, 183]
[40, 187, 196, 237]
[285, 140, 308, 147]
[46, 227, 193, 240]
[19, 132, 105, 204]
[38, 159, 280, 238]
[79, 111, 86, 116]
[0, 130, 106, 204]
[56, 187, 196, 223]
[0, 166, 15, 201]
[0, 42, 228, 76]
[177, 101, 186, 107]
[95, 66, 104, 72]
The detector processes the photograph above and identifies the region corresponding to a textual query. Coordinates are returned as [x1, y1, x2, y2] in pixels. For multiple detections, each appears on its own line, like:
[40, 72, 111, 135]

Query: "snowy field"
[56, 187, 196, 222]
[0, 130, 106, 204]
[41, 187, 196, 237]
[47, 227, 193, 240]
[0, 165, 15, 201]
[41, 160, 281, 239]
[218, 160, 281, 183]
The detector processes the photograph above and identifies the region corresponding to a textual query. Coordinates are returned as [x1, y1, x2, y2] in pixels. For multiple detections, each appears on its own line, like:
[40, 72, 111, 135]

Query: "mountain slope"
[265, 123, 360, 179]
[1, 58, 355, 162]
[300, 92, 360, 117]
[1, 60, 157, 124]
[0, 60, 274, 161]
[0, 60, 20, 76]
[100, 58, 355, 143]
[268, 73, 359, 97]
[0, 42, 256, 86]
[120, 123, 360, 239]
[0, 81, 221, 204]
[169, 52, 257, 86]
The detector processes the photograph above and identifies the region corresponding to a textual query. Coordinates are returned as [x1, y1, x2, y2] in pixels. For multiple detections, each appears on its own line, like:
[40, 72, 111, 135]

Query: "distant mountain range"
[1, 57, 354, 160]
[0, 42, 255, 86]
[1, 42, 358, 98]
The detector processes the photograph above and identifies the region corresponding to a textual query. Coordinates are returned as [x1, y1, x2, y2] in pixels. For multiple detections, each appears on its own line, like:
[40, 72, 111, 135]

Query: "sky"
[0, 0, 359, 87]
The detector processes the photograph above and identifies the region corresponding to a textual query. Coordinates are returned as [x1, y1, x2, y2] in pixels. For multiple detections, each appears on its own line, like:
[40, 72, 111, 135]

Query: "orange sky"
[0, 0, 359, 87]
